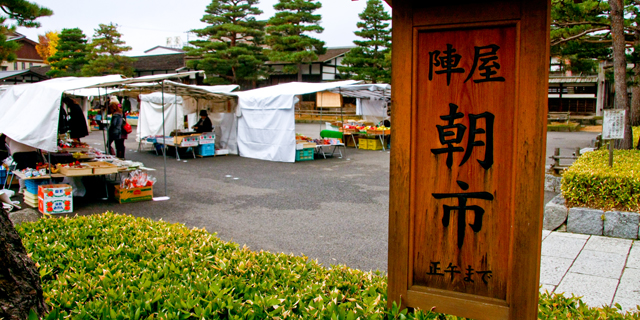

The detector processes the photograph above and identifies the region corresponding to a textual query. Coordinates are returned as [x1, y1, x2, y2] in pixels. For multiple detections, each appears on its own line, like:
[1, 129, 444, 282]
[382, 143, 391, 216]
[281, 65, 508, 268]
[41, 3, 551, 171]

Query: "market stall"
[126, 81, 239, 158]
[230, 80, 361, 163]
[0, 72, 203, 207]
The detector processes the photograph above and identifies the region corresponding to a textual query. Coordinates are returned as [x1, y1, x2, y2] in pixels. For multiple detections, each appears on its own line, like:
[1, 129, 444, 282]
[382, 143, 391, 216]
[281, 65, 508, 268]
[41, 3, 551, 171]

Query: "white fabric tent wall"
[0, 75, 124, 152]
[233, 80, 360, 163]
[136, 93, 184, 141]
[356, 99, 388, 124]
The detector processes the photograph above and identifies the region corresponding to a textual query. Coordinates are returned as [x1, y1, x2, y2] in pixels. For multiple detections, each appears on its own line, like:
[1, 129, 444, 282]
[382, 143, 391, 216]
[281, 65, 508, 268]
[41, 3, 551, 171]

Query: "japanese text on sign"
[426, 261, 493, 284]
[603, 109, 626, 140]
[430, 103, 495, 248]
[429, 44, 506, 85]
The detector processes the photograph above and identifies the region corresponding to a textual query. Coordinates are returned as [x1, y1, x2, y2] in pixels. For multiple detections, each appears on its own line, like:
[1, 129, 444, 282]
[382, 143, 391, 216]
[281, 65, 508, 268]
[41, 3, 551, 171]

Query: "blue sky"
[17, 0, 391, 56]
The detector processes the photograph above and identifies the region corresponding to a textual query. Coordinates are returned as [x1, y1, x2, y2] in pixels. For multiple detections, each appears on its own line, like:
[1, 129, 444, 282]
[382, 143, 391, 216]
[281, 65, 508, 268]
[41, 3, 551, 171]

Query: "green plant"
[16, 213, 640, 319]
[562, 149, 640, 211]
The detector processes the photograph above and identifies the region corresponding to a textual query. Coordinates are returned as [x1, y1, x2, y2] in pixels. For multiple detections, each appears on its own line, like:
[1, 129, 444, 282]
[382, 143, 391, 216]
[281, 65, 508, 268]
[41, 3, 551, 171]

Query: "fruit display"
[58, 139, 91, 149]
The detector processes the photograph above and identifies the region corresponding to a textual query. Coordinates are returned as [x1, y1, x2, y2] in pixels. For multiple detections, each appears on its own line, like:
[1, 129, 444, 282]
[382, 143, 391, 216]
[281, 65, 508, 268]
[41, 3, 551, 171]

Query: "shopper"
[192, 109, 213, 133]
[107, 100, 127, 159]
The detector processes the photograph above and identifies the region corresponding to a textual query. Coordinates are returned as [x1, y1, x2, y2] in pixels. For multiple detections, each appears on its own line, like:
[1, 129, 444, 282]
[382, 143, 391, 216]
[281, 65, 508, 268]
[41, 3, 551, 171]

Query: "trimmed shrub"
[16, 213, 640, 319]
[562, 149, 640, 211]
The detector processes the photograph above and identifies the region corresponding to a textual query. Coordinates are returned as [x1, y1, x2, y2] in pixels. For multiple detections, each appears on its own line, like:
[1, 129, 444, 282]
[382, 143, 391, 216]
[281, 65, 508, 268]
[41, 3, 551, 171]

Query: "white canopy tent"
[330, 83, 391, 124]
[231, 80, 361, 163]
[137, 93, 184, 142]
[126, 81, 239, 154]
[0, 75, 125, 152]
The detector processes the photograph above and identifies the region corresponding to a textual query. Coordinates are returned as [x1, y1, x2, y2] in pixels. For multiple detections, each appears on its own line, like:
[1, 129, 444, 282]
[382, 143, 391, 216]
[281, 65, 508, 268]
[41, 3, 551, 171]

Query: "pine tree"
[46, 28, 89, 77]
[265, 0, 326, 82]
[0, 1, 52, 63]
[187, 0, 267, 87]
[338, 0, 391, 84]
[82, 23, 136, 77]
[551, 0, 636, 149]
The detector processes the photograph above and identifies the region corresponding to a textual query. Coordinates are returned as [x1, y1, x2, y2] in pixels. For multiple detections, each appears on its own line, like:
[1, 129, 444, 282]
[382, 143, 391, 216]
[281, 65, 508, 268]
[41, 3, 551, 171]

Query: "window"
[13, 62, 17, 70]
[29, 62, 33, 68]
[21, 62, 25, 70]
[1, 66, 7, 71]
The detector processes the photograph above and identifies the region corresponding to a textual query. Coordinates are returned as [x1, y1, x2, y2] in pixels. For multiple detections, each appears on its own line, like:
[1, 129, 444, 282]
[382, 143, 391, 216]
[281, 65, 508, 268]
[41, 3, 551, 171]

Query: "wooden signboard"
[388, 1, 550, 319]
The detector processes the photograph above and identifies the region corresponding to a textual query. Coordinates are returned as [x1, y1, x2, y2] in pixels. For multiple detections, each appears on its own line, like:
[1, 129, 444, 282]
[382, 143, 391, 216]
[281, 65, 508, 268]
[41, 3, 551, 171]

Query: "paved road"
[23, 126, 636, 310]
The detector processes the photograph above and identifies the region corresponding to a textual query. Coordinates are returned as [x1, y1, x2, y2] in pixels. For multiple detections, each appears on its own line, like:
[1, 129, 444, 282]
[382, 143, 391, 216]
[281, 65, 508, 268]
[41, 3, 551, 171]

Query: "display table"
[342, 133, 360, 148]
[315, 143, 346, 159]
[155, 137, 196, 161]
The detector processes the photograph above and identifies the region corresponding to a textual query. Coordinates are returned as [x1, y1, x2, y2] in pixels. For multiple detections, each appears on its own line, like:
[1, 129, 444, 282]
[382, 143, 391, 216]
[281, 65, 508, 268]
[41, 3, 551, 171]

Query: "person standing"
[192, 109, 213, 133]
[107, 100, 127, 159]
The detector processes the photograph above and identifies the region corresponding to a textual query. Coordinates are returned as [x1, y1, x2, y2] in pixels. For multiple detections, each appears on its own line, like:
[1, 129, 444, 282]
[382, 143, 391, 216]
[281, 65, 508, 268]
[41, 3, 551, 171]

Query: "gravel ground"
[18, 124, 591, 272]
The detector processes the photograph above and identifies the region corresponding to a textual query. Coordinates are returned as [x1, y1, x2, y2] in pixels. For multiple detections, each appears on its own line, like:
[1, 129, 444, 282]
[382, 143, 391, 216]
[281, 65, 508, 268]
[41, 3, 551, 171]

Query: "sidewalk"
[540, 230, 640, 313]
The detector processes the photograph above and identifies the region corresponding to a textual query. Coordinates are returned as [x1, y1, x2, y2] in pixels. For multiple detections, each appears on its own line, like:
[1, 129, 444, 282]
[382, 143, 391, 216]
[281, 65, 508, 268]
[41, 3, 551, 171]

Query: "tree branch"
[551, 27, 610, 46]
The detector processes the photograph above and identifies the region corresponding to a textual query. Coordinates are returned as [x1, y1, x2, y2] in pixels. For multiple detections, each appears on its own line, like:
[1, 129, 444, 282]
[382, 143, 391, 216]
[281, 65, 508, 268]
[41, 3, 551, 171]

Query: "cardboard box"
[177, 135, 199, 147]
[114, 185, 153, 204]
[38, 184, 73, 214]
[198, 132, 215, 145]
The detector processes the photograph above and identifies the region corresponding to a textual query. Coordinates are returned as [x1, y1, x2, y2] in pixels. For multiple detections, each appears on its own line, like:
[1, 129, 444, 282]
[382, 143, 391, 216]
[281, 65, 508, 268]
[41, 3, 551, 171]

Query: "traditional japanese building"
[0, 32, 48, 72]
[264, 47, 353, 85]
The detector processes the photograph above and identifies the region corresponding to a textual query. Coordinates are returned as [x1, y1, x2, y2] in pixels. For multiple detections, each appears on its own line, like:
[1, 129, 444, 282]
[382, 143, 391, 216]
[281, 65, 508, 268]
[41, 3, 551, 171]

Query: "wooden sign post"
[388, 1, 550, 319]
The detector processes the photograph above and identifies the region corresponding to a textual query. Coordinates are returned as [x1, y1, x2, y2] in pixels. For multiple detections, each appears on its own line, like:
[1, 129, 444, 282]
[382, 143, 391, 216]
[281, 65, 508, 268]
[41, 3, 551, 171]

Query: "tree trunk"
[297, 63, 303, 82]
[610, 0, 633, 149]
[633, 28, 640, 127]
[0, 208, 48, 319]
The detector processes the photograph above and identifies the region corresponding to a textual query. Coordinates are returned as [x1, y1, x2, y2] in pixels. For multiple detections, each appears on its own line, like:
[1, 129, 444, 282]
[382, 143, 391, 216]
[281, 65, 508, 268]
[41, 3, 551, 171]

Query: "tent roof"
[330, 83, 391, 101]
[81, 71, 203, 89]
[126, 80, 237, 101]
[233, 80, 362, 99]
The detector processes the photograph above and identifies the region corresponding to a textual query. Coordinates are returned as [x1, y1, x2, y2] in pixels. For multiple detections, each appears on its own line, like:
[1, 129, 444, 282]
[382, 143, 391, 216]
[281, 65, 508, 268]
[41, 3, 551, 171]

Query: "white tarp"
[136, 93, 184, 141]
[232, 80, 360, 162]
[0, 75, 124, 152]
[356, 99, 388, 124]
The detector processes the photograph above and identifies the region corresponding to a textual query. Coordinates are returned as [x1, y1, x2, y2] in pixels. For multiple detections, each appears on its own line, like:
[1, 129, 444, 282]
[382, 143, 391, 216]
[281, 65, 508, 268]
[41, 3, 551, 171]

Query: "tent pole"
[162, 80, 168, 197]
[340, 87, 343, 128]
[99, 86, 108, 154]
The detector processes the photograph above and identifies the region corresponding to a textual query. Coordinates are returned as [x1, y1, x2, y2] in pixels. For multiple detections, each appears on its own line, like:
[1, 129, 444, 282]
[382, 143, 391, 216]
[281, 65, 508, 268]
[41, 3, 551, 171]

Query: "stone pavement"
[540, 230, 640, 313]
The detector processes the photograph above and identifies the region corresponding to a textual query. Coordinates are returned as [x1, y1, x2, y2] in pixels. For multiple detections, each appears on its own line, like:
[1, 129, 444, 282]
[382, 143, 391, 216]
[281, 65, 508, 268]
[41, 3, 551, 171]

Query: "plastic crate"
[196, 144, 216, 157]
[295, 148, 314, 161]
[358, 139, 369, 149]
[0, 167, 6, 184]
[367, 139, 383, 150]
[25, 179, 49, 194]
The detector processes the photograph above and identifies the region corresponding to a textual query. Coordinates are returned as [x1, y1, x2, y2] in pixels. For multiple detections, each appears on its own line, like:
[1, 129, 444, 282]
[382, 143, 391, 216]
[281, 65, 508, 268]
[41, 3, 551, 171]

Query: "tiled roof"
[266, 47, 353, 64]
[132, 53, 185, 72]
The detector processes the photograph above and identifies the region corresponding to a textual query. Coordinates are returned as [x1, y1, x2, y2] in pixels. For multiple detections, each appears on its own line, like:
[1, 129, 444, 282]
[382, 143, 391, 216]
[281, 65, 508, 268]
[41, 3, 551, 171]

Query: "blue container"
[196, 144, 216, 157]
[0, 166, 6, 184]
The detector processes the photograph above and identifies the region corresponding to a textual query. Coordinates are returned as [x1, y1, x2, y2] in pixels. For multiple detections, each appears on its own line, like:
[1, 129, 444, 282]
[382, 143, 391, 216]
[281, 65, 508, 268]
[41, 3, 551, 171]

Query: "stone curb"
[544, 174, 562, 193]
[544, 195, 640, 239]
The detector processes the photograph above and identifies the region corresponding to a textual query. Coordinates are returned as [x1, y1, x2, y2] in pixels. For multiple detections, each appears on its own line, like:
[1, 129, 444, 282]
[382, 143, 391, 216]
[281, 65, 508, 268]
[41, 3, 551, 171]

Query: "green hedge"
[16, 213, 640, 319]
[562, 149, 640, 211]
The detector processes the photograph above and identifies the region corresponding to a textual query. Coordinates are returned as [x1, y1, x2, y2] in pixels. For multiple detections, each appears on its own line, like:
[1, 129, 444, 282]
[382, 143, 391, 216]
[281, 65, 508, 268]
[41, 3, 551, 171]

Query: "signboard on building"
[603, 109, 626, 140]
[388, 1, 550, 320]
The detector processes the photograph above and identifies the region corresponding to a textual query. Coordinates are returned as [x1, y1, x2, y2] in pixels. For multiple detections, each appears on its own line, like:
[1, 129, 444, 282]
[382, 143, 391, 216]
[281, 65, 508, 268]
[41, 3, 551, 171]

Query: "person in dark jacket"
[107, 101, 128, 159]
[192, 109, 213, 133]
[62, 97, 89, 140]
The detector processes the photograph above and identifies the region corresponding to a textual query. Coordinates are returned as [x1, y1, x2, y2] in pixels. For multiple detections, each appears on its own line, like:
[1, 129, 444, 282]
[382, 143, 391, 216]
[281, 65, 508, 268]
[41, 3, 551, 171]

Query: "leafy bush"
[562, 149, 640, 211]
[16, 213, 640, 319]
